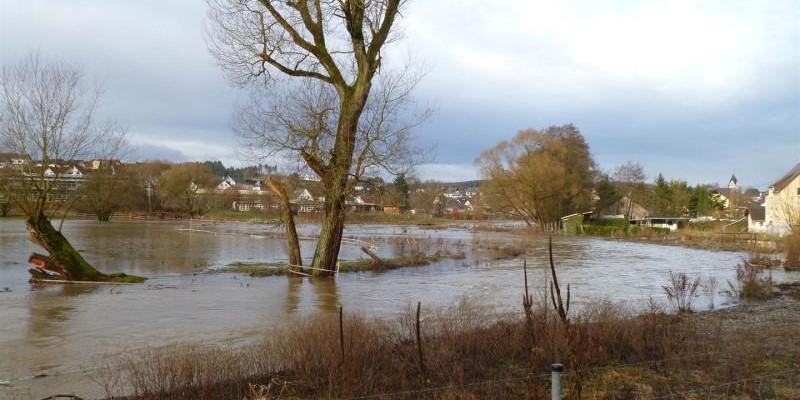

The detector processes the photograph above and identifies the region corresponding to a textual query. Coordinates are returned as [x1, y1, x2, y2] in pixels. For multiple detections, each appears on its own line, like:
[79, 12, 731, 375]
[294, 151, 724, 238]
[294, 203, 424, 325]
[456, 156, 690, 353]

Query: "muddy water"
[1, 219, 797, 399]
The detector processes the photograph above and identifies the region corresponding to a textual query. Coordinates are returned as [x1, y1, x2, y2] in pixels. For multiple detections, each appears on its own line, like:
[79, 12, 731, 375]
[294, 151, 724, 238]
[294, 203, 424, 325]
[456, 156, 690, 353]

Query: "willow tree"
[208, 0, 426, 275]
[0, 54, 145, 283]
[476, 125, 595, 230]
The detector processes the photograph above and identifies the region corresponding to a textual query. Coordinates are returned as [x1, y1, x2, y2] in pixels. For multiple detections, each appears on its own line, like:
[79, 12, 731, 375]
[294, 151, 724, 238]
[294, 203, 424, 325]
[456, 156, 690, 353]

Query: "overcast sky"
[1, 0, 798, 188]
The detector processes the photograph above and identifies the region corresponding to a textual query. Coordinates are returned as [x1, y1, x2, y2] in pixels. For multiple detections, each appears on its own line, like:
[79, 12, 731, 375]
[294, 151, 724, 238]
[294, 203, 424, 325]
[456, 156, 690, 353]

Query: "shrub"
[662, 271, 701, 312]
[728, 262, 773, 300]
[784, 231, 800, 271]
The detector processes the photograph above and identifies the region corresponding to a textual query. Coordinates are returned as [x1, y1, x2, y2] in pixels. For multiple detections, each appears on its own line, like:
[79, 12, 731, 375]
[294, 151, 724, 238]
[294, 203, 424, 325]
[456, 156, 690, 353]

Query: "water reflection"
[26, 284, 100, 340]
[285, 276, 302, 314]
[311, 277, 339, 312]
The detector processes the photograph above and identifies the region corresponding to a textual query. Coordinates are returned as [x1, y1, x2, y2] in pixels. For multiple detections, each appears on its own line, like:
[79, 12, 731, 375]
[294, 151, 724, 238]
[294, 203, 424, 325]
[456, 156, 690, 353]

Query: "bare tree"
[208, 0, 426, 275]
[75, 125, 130, 221]
[612, 161, 646, 219]
[161, 162, 218, 215]
[0, 54, 144, 282]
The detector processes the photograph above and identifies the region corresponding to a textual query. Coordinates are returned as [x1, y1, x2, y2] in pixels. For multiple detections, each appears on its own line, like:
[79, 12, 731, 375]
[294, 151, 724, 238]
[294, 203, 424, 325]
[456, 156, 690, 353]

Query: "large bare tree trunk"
[27, 212, 144, 282]
[27, 213, 102, 280]
[311, 186, 347, 275]
[266, 177, 302, 270]
[207, 0, 408, 276]
[309, 95, 368, 276]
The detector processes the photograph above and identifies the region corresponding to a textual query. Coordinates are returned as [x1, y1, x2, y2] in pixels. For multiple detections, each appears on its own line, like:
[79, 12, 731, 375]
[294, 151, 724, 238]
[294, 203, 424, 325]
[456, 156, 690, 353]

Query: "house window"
[797, 187, 800, 196]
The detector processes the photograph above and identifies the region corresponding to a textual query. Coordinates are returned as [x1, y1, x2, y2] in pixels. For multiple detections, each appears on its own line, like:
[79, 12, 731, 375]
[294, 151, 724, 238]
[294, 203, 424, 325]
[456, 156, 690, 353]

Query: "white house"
[762, 162, 800, 236]
[0, 153, 27, 168]
[293, 188, 314, 202]
[711, 174, 739, 210]
[630, 217, 686, 232]
[66, 166, 83, 177]
[216, 176, 236, 190]
[746, 206, 767, 234]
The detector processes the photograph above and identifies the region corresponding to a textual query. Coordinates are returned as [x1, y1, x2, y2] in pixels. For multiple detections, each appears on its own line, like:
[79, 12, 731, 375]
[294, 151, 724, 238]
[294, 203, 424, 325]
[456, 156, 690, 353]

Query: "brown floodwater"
[1, 219, 797, 399]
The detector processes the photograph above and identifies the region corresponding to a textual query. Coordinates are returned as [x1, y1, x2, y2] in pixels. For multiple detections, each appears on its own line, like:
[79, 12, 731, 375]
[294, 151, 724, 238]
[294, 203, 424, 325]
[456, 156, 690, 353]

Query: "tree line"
[476, 125, 754, 230]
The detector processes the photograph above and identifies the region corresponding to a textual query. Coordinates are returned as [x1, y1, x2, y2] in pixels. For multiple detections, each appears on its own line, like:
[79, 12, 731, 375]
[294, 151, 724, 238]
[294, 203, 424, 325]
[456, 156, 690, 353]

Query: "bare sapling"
[546, 236, 582, 397]
[662, 271, 701, 313]
[705, 275, 719, 310]
[0, 53, 144, 283]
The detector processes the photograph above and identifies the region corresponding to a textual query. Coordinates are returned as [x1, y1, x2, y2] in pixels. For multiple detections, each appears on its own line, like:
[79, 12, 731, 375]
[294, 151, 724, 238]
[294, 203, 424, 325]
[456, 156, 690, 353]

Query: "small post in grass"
[416, 301, 426, 375]
[551, 363, 563, 400]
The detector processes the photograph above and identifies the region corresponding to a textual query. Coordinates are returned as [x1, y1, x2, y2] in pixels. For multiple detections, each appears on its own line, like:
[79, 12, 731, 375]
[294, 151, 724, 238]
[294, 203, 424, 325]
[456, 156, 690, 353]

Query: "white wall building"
[762, 163, 800, 236]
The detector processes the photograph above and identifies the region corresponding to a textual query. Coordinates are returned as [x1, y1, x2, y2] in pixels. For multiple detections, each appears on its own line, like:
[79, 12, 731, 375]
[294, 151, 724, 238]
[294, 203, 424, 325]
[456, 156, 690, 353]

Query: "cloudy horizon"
[1, 0, 797, 189]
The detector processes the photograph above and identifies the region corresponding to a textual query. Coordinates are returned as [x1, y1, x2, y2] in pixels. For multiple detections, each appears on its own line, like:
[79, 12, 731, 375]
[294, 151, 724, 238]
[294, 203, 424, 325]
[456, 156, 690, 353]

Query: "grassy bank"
[104, 286, 800, 400]
[214, 251, 466, 277]
[575, 224, 778, 253]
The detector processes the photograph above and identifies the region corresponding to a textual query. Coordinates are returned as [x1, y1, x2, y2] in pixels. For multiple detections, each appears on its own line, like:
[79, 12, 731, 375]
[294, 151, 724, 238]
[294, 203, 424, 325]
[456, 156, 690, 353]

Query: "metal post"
[551, 363, 563, 400]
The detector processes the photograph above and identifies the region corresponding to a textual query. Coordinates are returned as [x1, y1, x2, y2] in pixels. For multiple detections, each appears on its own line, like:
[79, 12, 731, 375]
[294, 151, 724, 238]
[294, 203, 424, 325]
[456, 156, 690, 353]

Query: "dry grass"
[106, 297, 696, 399]
[337, 251, 465, 272]
[107, 295, 800, 399]
[625, 228, 777, 253]
[103, 252, 798, 399]
[784, 231, 800, 271]
[728, 262, 774, 300]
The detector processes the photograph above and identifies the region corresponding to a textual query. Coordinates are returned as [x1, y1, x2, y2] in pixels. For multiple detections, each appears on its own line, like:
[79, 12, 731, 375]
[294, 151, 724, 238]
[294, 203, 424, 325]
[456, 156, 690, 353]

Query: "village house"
[348, 195, 379, 213]
[88, 159, 122, 170]
[1, 162, 90, 202]
[630, 216, 687, 232]
[761, 162, 800, 236]
[292, 187, 324, 213]
[746, 206, 767, 234]
[0, 153, 28, 168]
[597, 196, 649, 220]
[432, 195, 471, 215]
[711, 174, 739, 210]
[216, 176, 236, 190]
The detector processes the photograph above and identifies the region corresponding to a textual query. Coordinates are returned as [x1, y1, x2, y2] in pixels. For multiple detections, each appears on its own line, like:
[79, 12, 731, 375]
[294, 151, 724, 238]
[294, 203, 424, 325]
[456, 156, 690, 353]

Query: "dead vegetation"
[104, 241, 800, 399]
[108, 295, 800, 400]
[728, 262, 775, 300]
[337, 251, 465, 272]
[784, 231, 800, 271]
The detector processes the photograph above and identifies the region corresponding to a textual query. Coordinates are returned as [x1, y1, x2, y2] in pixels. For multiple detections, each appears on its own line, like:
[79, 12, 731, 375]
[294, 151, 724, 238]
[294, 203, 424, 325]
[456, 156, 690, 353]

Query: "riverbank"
[104, 283, 800, 400]
[619, 229, 777, 253]
[35, 210, 474, 226]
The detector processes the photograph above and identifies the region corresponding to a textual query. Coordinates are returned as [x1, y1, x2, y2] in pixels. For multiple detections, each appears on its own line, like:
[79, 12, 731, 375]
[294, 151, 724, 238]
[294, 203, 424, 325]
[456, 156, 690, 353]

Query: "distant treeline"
[201, 160, 277, 181]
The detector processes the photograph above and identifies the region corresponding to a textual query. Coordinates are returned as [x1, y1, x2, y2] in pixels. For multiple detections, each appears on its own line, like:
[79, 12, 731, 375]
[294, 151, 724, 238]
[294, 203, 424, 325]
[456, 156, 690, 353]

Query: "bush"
[662, 271, 701, 312]
[581, 224, 627, 236]
[784, 232, 800, 271]
[729, 262, 773, 300]
[593, 217, 629, 228]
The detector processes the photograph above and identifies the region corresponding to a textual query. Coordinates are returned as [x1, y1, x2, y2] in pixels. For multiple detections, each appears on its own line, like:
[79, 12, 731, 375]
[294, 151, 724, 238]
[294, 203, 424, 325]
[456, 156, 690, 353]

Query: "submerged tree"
[0, 54, 145, 282]
[209, 0, 428, 275]
[476, 125, 595, 230]
[162, 162, 218, 215]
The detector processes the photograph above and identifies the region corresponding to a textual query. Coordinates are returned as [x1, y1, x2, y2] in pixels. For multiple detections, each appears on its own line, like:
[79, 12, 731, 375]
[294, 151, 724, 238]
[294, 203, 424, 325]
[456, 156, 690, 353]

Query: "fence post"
[551, 363, 563, 400]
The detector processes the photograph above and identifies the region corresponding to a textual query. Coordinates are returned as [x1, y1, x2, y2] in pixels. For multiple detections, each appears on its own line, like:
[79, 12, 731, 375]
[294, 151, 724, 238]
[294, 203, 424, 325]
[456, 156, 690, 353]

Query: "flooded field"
[1, 219, 797, 399]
